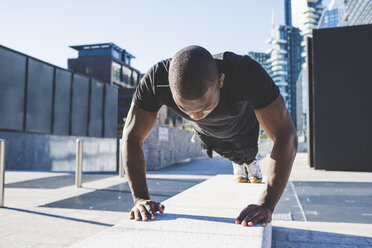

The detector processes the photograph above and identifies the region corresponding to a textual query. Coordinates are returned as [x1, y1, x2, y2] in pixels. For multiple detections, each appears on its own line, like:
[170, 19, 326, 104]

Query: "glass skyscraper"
[344, 0, 372, 25]
[266, 0, 304, 129]
[291, 0, 324, 37]
[289, 0, 325, 132]
[267, 25, 303, 127]
[318, 0, 372, 28]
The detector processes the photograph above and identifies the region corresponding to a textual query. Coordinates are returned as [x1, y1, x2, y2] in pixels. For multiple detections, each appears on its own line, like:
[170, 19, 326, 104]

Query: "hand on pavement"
[129, 200, 165, 221]
[235, 204, 272, 227]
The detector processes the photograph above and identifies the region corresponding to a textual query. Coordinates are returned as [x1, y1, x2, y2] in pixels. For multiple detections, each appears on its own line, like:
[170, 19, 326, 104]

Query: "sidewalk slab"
[71, 175, 272, 248]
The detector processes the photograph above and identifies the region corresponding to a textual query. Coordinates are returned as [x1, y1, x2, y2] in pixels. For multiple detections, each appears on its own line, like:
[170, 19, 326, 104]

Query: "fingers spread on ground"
[135, 208, 141, 221]
[236, 209, 250, 222]
[244, 210, 262, 224]
[129, 210, 135, 220]
[144, 203, 155, 216]
[157, 203, 165, 214]
[139, 205, 149, 221]
[247, 213, 266, 226]
[236, 211, 246, 222]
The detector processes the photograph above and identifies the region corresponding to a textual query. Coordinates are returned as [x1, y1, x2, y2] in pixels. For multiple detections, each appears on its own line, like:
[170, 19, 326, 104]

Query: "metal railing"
[0, 138, 126, 206]
[75, 139, 83, 187]
[119, 139, 125, 177]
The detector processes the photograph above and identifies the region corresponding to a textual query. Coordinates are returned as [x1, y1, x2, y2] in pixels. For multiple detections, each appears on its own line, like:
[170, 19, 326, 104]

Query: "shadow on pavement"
[5, 173, 115, 189]
[145, 213, 236, 224]
[272, 226, 372, 247]
[4, 207, 114, 227]
[41, 178, 205, 212]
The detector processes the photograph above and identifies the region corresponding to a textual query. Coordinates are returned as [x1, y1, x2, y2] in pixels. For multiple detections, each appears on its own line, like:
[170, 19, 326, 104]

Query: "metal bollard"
[0, 139, 6, 207]
[119, 139, 124, 177]
[75, 139, 83, 188]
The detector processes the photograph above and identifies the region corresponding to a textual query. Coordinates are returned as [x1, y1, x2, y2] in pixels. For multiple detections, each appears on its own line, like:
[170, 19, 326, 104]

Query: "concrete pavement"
[1, 151, 372, 247]
[260, 153, 372, 247]
[71, 175, 272, 248]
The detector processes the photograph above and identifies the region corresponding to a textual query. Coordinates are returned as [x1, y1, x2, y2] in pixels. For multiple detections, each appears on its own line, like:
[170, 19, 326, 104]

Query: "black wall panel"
[0, 45, 119, 139]
[88, 79, 104, 137]
[71, 74, 90, 136]
[104, 85, 118, 138]
[53, 69, 72, 135]
[312, 24, 372, 172]
[25, 58, 54, 133]
[0, 47, 26, 131]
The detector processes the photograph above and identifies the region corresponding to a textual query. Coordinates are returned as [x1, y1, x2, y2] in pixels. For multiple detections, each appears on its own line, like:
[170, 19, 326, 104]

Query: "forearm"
[122, 138, 150, 204]
[257, 133, 298, 212]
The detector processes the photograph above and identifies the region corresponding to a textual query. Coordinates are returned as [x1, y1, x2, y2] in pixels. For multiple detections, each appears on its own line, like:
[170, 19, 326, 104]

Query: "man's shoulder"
[144, 58, 171, 87]
[213, 51, 244, 62]
[213, 52, 251, 73]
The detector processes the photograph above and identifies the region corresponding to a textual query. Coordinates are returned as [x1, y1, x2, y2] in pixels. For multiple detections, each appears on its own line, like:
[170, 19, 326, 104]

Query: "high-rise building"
[295, 69, 308, 133]
[285, 0, 293, 26]
[344, 0, 372, 25]
[287, 0, 324, 133]
[265, 1, 305, 129]
[291, 0, 324, 37]
[266, 25, 303, 127]
[291, 0, 324, 68]
[68, 43, 141, 123]
[318, 0, 345, 28]
[247, 51, 271, 73]
[318, 0, 372, 28]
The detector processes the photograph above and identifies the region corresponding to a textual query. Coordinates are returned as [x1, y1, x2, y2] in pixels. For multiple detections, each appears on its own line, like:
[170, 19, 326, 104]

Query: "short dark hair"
[169, 45, 219, 100]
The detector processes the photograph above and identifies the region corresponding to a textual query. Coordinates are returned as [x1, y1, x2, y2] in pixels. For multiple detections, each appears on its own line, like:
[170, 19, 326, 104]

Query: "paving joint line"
[290, 181, 307, 221]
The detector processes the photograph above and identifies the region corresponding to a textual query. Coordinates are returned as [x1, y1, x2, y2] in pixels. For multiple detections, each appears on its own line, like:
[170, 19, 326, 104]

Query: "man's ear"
[219, 73, 225, 88]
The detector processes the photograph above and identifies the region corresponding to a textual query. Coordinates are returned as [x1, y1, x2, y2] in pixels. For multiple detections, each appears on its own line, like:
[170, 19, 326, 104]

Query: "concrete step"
[70, 175, 272, 248]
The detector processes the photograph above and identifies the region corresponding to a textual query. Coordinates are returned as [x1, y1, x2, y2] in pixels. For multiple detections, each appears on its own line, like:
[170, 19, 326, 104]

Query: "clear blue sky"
[0, 0, 330, 73]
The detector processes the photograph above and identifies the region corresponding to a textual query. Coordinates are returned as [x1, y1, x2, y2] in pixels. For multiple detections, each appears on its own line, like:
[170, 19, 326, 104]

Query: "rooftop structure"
[68, 42, 141, 125]
[68, 42, 140, 89]
[69, 43, 135, 66]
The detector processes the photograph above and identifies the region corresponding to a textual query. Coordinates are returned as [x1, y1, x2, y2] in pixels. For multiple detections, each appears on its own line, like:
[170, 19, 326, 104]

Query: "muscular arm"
[122, 103, 164, 220]
[255, 94, 298, 211]
[236, 94, 298, 226]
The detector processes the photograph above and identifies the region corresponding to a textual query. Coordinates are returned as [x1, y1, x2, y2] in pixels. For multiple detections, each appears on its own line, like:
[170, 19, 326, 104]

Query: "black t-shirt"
[133, 52, 280, 144]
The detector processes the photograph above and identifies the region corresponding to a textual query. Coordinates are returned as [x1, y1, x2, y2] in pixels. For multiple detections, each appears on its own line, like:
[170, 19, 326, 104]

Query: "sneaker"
[234, 176, 249, 183]
[245, 159, 262, 183]
[232, 162, 248, 183]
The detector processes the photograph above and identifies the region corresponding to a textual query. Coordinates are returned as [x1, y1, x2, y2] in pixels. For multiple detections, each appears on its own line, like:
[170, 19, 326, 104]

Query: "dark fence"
[0, 45, 117, 138]
[310, 24, 372, 172]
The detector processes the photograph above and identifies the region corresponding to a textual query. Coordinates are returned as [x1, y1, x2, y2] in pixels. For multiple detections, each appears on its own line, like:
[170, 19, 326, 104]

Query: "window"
[112, 62, 121, 82]
[122, 66, 132, 85]
[132, 71, 138, 86]
[125, 55, 131, 65]
[112, 49, 121, 60]
[85, 67, 93, 74]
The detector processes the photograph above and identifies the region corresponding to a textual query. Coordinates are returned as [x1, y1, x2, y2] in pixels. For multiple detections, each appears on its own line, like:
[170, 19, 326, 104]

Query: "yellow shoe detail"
[248, 177, 262, 183]
[234, 176, 248, 183]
